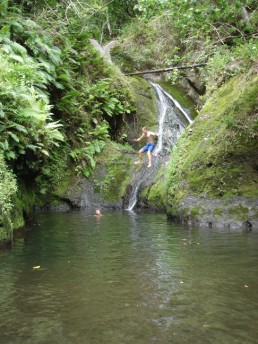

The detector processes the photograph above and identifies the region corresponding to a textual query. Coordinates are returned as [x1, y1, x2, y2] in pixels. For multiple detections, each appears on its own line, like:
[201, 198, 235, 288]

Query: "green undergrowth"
[0, 153, 17, 242]
[166, 69, 258, 212]
[0, 154, 30, 243]
[114, 14, 180, 73]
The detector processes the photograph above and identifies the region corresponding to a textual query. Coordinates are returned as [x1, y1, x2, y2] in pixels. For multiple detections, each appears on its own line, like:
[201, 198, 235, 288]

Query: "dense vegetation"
[0, 0, 138, 239]
[117, 0, 257, 86]
[0, 0, 257, 241]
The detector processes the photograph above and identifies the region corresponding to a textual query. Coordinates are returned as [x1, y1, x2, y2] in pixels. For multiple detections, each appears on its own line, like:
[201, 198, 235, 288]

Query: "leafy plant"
[0, 153, 17, 230]
[85, 78, 131, 118]
[70, 139, 106, 177]
[135, 0, 257, 42]
[0, 49, 64, 163]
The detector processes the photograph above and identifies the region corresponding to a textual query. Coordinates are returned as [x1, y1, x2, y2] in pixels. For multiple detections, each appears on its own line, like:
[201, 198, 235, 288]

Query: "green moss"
[10, 199, 25, 231]
[214, 208, 223, 216]
[147, 183, 166, 208]
[49, 199, 63, 206]
[159, 81, 197, 118]
[16, 183, 35, 220]
[129, 77, 158, 132]
[139, 162, 169, 210]
[166, 72, 258, 215]
[228, 206, 249, 221]
[51, 167, 72, 200]
[191, 206, 202, 217]
[181, 208, 189, 217]
[94, 141, 134, 202]
[252, 207, 258, 218]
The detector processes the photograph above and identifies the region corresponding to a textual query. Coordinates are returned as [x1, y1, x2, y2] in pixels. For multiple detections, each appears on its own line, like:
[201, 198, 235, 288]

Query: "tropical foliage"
[118, 0, 257, 88]
[0, 0, 135, 184]
[0, 153, 17, 233]
[135, 0, 257, 39]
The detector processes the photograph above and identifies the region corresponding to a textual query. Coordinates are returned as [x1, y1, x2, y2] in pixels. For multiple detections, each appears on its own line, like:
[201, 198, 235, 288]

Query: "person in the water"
[133, 127, 159, 168]
[95, 209, 102, 216]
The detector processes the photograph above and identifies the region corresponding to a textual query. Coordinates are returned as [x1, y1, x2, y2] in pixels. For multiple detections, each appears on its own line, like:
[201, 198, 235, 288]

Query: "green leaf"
[0, 139, 9, 150]
[9, 54, 24, 63]
[8, 131, 20, 142]
[26, 144, 37, 151]
[10, 123, 28, 133]
[0, 25, 10, 40]
[41, 149, 49, 156]
[0, 0, 8, 17]
[6, 151, 16, 159]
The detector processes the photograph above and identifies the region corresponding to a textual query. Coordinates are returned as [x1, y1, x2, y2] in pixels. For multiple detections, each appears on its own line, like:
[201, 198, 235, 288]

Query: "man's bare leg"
[147, 150, 152, 167]
[134, 149, 143, 164]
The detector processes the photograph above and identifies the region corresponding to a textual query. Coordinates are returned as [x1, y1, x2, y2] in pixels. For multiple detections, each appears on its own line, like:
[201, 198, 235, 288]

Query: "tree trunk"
[124, 64, 206, 76]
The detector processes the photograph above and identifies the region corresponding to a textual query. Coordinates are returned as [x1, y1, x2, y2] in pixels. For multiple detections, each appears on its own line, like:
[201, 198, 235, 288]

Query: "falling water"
[157, 85, 193, 125]
[126, 82, 192, 211]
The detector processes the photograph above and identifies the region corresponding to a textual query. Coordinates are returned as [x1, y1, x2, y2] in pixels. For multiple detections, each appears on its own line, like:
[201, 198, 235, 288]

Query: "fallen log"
[124, 63, 207, 76]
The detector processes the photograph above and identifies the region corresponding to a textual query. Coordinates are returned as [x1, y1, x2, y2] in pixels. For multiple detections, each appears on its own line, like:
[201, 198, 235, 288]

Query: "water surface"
[1, 210, 258, 343]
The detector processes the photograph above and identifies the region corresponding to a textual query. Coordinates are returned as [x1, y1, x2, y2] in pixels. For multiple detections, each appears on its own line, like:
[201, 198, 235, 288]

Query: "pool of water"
[1, 210, 258, 344]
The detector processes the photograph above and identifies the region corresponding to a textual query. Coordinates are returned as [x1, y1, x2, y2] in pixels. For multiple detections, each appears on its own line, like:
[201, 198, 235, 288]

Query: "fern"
[0, 0, 8, 18]
[0, 47, 64, 163]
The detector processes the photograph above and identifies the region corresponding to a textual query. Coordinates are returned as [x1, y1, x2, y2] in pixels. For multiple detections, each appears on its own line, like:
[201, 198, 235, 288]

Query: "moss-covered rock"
[127, 77, 158, 137]
[165, 69, 258, 229]
[136, 157, 169, 211]
[158, 81, 197, 119]
[54, 141, 135, 209]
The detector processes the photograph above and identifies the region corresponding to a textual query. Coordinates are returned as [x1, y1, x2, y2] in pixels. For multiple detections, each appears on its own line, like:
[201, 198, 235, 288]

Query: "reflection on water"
[0, 210, 258, 344]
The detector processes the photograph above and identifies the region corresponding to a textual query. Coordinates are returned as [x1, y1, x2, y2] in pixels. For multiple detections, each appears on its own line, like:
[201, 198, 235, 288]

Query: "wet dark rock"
[167, 196, 258, 230]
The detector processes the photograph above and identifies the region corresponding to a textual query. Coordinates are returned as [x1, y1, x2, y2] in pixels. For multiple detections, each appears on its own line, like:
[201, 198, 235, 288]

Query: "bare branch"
[124, 64, 207, 76]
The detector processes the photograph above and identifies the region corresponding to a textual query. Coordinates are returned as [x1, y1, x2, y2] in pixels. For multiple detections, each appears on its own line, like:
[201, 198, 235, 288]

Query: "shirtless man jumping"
[133, 127, 159, 168]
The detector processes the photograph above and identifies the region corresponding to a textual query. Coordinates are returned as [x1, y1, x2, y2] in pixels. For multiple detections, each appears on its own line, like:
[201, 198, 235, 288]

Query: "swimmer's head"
[95, 209, 101, 216]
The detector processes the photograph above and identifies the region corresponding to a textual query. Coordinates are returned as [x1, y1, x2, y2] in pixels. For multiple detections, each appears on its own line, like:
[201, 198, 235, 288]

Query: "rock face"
[178, 50, 206, 107]
[164, 71, 258, 230]
[127, 77, 158, 138]
[167, 196, 258, 230]
[56, 143, 136, 210]
[179, 71, 206, 108]
[60, 175, 123, 209]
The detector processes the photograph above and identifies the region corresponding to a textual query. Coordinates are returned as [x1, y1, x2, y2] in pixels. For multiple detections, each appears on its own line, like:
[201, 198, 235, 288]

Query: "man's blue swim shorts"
[142, 143, 155, 152]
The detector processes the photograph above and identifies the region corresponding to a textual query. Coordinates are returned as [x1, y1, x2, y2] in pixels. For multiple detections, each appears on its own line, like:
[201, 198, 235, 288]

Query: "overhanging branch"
[124, 63, 207, 76]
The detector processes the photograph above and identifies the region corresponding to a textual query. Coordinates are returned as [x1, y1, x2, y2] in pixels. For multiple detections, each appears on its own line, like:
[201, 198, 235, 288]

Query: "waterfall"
[156, 84, 193, 125]
[126, 82, 192, 211]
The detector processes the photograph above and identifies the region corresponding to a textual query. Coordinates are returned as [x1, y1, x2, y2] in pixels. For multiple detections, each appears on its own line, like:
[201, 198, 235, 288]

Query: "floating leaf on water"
[33, 265, 40, 270]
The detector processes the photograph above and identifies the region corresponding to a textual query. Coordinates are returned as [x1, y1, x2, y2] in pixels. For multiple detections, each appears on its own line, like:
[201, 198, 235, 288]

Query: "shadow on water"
[0, 209, 258, 344]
